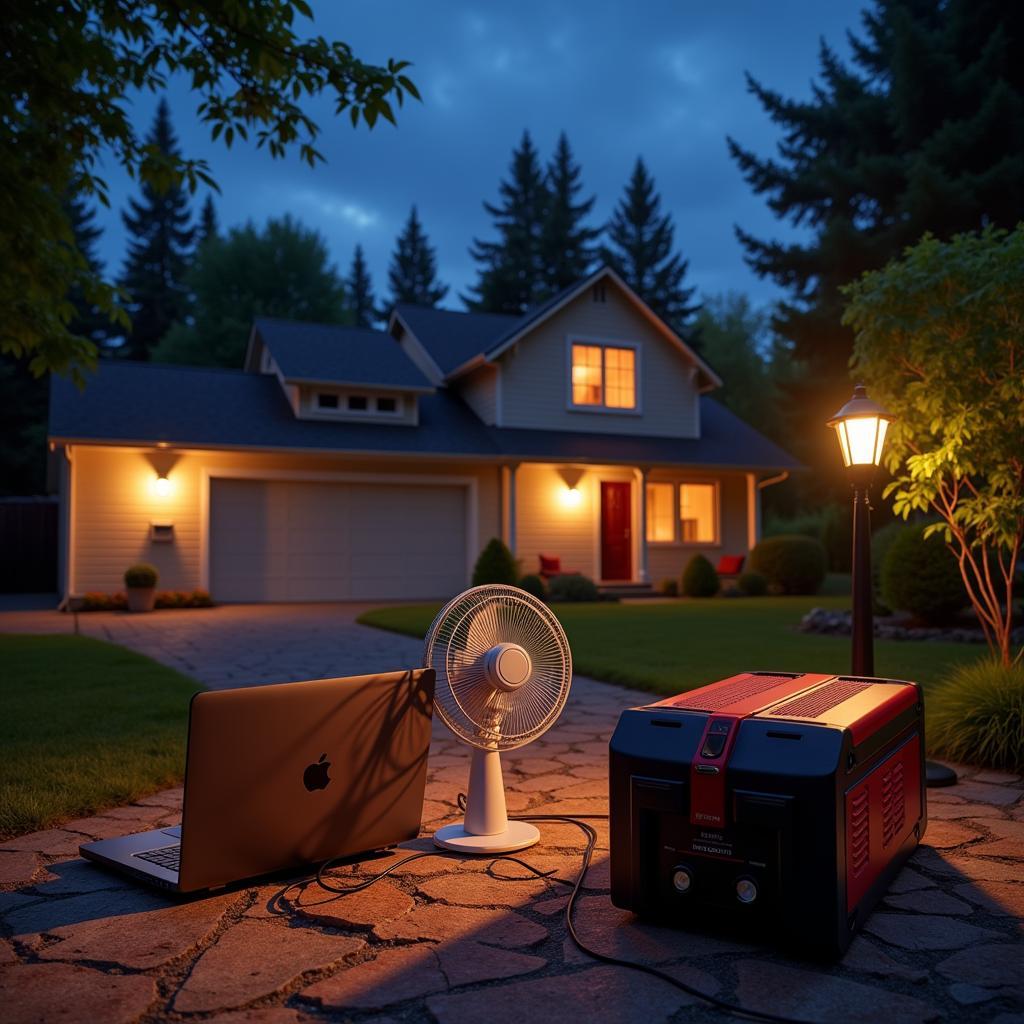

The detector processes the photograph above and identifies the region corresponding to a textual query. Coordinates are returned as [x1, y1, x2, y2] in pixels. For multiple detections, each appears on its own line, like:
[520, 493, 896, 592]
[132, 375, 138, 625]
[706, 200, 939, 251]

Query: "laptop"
[81, 668, 435, 893]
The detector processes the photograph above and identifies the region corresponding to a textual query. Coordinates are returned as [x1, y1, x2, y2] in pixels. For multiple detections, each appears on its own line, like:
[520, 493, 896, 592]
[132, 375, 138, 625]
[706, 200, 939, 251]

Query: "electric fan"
[424, 584, 573, 853]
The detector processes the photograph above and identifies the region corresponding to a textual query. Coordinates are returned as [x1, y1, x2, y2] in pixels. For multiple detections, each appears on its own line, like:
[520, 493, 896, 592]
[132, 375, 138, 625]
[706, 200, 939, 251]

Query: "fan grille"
[424, 585, 572, 750]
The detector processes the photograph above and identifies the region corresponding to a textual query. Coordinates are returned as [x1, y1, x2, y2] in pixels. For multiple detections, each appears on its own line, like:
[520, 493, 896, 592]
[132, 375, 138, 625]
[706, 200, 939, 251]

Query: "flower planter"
[126, 586, 156, 613]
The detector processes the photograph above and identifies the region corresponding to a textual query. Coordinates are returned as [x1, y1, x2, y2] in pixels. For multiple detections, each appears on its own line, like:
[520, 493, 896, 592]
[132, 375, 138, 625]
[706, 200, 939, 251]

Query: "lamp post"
[828, 384, 956, 787]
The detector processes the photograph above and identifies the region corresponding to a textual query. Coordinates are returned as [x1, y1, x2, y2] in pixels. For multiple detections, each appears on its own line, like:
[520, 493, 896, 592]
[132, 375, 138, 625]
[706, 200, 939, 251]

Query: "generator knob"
[671, 866, 693, 893]
[735, 877, 758, 904]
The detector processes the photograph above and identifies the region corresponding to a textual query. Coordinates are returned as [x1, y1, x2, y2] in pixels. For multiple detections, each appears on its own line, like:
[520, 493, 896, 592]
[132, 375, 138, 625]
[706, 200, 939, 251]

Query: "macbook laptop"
[81, 668, 435, 893]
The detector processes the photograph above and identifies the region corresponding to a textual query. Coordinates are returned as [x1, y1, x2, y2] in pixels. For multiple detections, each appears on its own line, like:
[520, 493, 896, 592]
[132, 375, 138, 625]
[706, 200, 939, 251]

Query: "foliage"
[118, 100, 195, 360]
[845, 225, 1024, 663]
[153, 216, 346, 366]
[659, 578, 679, 597]
[927, 659, 1024, 773]
[66, 195, 115, 351]
[386, 205, 448, 310]
[0, 360, 48, 495]
[547, 574, 599, 603]
[738, 571, 768, 597]
[123, 563, 159, 589]
[346, 244, 378, 328]
[871, 519, 907, 601]
[881, 524, 967, 625]
[729, 1, 1024, 451]
[541, 132, 599, 294]
[749, 535, 827, 595]
[764, 504, 852, 573]
[601, 157, 698, 336]
[517, 574, 547, 600]
[681, 555, 720, 598]
[2, 0, 418, 380]
[472, 538, 518, 587]
[79, 589, 214, 611]
[198, 195, 219, 246]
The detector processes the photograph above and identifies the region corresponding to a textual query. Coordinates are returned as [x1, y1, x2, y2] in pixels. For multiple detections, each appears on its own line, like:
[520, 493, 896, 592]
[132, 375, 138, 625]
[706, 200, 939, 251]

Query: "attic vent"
[848, 786, 870, 877]
[671, 673, 798, 713]
[769, 679, 871, 720]
[592, 284, 607, 303]
[881, 760, 906, 847]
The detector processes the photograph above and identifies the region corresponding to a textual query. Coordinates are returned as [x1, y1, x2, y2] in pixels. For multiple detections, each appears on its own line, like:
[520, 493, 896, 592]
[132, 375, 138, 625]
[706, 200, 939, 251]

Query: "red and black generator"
[609, 671, 926, 957]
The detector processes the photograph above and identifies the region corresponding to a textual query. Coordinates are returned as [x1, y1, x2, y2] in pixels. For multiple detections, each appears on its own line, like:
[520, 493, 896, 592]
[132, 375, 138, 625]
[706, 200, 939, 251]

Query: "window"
[317, 393, 339, 410]
[680, 483, 717, 543]
[347, 395, 368, 411]
[570, 342, 636, 410]
[646, 483, 675, 542]
[376, 396, 398, 413]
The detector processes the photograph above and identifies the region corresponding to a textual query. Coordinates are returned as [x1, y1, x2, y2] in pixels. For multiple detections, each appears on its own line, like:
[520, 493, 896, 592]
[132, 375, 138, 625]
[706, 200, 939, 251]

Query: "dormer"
[244, 318, 435, 426]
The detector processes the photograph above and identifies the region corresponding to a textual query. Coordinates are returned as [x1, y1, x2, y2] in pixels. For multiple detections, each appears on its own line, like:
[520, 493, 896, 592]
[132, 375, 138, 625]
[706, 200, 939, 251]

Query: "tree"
[2, 1, 419, 381]
[844, 225, 1024, 665]
[66, 195, 114, 351]
[153, 215, 346, 367]
[541, 132, 599, 293]
[119, 100, 195, 361]
[465, 131, 550, 314]
[198, 195, 219, 247]
[346, 245, 378, 328]
[602, 158, 698, 335]
[729, 1, 1024, 435]
[386, 206, 448, 309]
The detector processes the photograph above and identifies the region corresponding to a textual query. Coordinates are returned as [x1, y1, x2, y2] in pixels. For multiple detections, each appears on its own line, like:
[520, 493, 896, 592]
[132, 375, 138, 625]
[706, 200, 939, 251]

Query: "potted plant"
[124, 563, 159, 613]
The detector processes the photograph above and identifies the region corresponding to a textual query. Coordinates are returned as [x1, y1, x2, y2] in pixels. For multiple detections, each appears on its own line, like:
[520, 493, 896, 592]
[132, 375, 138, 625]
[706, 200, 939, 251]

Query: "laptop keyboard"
[134, 844, 180, 873]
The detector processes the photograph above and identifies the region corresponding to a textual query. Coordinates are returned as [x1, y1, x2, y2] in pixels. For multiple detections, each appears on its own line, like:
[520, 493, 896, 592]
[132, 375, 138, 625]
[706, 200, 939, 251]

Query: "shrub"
[749, 535, 827, 595]
[517, 574, 546, 600]
[681, 554, 719, 597]
[124, 563, 158, 589]
[79, 591, 127, 612]
[819, 503, 852, 573]
[547, 574, 599, 602]
[927, 659, 1024, 773]
[763, 511, 823, 541]
[659, 577, 679, 597]
[737, 571, 768, 596]
[154, 589, 214, 609]
[881, 525, 966, 624]
[871, 520, 906, 600]
[472, 538, 518, 587]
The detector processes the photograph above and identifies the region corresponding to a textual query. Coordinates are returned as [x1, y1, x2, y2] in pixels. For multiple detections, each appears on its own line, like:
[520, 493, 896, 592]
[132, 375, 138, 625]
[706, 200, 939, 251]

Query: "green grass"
[0, 635, 201, 839]
[358, 593, 984, 696]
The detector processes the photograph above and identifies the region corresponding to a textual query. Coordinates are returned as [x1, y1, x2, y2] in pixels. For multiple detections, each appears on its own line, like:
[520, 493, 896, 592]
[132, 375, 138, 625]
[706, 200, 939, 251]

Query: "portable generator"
[609, 671, 926, 957]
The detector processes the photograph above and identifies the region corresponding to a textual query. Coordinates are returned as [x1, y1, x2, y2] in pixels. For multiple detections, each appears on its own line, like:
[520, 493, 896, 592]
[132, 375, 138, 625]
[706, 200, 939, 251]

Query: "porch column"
[638, 466, 650, 583]
[746, 472, 760, 551]
[505, 462, 519, 557]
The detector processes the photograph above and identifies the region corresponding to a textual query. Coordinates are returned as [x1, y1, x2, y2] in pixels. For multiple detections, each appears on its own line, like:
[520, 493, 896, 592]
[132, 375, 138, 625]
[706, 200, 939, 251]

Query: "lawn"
[0, 635, 200, 839]
[358, 593, 984, 697]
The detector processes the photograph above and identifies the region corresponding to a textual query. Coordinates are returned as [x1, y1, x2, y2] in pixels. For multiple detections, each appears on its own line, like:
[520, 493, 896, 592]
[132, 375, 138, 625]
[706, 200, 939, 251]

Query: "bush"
[472, 538, 518, 587]
[871, 520, 906, 601]
[927, 659, 1024, 772]
[547, 574, 599, 602]
[749, 535, 827, 595]
[763, 510, 823, 541]
[79, 591, 127, 612]
[124, 563, 158, 589]
[737, 571, 768, 596]
[881, 525, 966, 624]
[517, 574, 546, 600]
[681, 554, 719, 597]
[154, 589, 214, 609]
[659, 577, 679, 597]
[819, 503, 852, 573]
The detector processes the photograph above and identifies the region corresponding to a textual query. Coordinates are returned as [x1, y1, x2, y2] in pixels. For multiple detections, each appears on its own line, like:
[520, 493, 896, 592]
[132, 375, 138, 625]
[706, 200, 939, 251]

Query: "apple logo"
[303, 753, 331, 792]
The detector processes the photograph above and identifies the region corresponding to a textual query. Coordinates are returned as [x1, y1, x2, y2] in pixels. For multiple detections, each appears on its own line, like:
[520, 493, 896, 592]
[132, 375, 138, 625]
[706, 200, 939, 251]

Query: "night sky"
[92, 1, 867, 311]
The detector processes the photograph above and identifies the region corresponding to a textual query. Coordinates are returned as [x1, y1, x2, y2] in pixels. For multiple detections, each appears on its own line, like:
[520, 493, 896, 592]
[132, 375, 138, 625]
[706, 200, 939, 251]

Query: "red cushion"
[539, 554, 561, 575]
[716, 555, 745, 575]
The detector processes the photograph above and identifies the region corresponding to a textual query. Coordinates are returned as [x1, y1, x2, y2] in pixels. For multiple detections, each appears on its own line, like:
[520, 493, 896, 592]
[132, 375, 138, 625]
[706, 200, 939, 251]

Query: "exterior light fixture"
[562, 486, 582, 508]
[828, 384, 894, 470]
[153, 474, 172, 498]
[556, 466, 585, 509]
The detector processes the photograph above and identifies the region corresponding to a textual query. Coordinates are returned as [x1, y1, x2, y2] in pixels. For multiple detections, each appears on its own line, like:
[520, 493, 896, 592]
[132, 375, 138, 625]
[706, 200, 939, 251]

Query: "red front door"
[600, 481, 632, 581]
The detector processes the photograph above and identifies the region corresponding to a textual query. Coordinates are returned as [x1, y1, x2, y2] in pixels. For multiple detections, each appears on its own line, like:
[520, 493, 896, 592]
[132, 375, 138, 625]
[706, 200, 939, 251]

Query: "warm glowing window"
[571, 342, 636, 410]
[646, 483, 675, 542]
[679, 483, 717, 543]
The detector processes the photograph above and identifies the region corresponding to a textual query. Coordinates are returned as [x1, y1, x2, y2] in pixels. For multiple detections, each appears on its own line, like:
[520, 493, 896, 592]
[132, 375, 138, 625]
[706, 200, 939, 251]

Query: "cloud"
[286, 188, 380, 230]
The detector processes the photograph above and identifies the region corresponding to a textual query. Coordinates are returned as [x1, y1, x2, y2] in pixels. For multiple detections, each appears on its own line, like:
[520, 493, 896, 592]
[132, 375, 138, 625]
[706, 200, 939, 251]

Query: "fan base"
[433, 820, 540, 854]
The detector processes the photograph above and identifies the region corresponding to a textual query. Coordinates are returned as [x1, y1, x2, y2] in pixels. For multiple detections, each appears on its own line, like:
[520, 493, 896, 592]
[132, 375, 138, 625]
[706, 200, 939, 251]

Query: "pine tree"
[602, 158, 698, 334]
[65, 195, 114, 350]
[346, 244, 378, 328]
[119, 98, 194, 360]
[198, 195, 219, 246]
[386, 205, 448, 309]
[541, 133, 599, 293]
[465, 131, 550, 314]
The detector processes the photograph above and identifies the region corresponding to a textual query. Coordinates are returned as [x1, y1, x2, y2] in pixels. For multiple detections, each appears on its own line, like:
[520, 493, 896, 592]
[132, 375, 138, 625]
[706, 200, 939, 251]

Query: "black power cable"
[306, 795, 819, 1024]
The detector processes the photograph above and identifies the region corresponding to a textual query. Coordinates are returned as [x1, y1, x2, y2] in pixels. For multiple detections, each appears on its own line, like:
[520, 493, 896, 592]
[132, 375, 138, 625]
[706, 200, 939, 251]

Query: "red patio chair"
[538, 554, 581, 580]
[715, 554, 745, 580]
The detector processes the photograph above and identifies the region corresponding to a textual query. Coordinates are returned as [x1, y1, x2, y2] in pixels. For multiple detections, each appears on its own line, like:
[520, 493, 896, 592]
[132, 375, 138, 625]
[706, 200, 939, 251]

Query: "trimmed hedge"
[472, 538, 518, 587]
[682, 554, 719, 597]
[749, 535, 827, 595]
[737, 570, 768, 596]
[881, 524, 966, 624]
[547, 574, 599, 602]
[124, 563, 158, 588]
[517, 574, 546, 600]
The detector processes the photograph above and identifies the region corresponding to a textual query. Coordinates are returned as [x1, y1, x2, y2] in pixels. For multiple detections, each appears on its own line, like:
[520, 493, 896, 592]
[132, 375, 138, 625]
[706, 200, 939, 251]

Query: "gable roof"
[251, 318, 434, 391]
[391, 305, 518, 377]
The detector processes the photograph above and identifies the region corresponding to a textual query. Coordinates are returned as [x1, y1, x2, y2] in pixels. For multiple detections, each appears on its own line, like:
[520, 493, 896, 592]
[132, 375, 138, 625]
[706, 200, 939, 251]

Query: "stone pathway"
[2, 605, 1023, 1022]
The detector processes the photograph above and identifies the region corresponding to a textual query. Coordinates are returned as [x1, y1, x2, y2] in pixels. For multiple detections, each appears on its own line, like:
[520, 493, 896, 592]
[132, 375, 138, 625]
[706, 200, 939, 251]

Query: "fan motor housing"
[608, 671, 926, 958]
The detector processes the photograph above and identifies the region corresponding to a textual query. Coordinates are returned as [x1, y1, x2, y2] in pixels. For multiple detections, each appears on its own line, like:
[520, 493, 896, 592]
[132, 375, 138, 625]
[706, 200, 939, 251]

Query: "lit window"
[571, 343, 636, 410]
[317, 393, 339, 409]
[376, 396, 398, 413]
[679, 483, 717, 543]
[646, 483, 675, 542]
[347, 395, 368, 411]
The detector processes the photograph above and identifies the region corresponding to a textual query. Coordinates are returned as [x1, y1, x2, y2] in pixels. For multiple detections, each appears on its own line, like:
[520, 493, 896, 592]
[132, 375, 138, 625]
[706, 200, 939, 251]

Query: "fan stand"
[434, 747, 540, 853]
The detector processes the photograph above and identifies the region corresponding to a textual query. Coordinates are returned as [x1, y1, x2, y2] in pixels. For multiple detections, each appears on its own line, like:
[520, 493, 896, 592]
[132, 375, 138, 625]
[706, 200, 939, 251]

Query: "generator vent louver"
[848, 787, 870, 877]
[670, 673, 798, 712]
[881, 760, 906, 847]
[769, 679, 871, 720]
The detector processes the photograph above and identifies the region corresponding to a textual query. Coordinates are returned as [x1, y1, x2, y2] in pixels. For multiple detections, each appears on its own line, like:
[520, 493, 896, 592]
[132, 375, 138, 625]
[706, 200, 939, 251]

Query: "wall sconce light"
[556, 466, 585, 509]
[562, 486, 582, 508]
[153, 474, 172, 498]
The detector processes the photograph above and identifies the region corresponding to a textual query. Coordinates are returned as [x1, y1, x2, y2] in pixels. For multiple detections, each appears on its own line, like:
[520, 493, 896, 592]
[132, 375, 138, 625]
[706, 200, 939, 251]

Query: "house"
[48, 267, 799, 603]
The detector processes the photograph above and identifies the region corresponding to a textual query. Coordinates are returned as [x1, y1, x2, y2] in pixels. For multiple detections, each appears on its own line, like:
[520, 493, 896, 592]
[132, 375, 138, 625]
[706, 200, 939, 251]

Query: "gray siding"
[458, 365, 499, 425]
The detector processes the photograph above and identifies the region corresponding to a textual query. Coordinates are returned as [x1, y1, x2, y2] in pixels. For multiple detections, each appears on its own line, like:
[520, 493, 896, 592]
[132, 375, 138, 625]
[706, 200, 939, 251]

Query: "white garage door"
[209, 478, 468, 602]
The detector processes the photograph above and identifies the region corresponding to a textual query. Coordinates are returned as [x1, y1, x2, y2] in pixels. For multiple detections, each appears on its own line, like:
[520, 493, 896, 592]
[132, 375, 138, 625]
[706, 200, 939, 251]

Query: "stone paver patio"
[1, 604, 1022, 1023]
